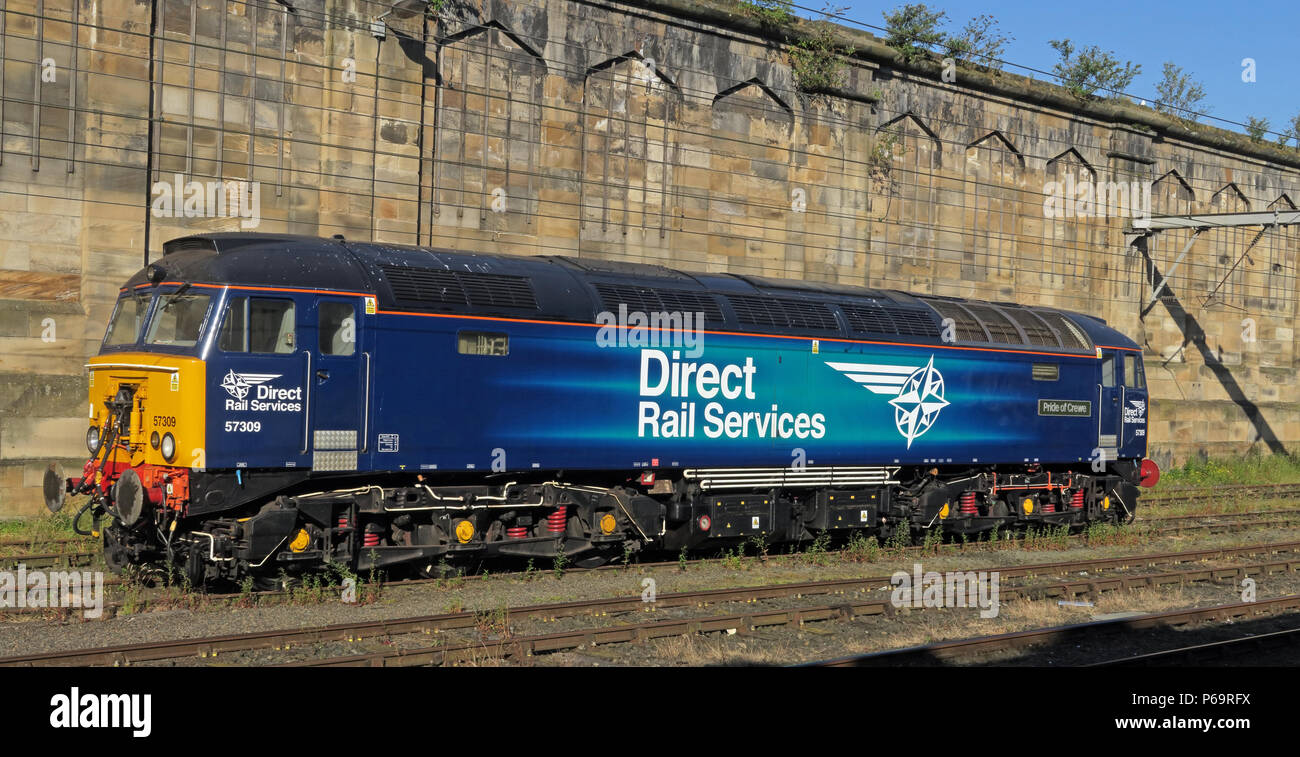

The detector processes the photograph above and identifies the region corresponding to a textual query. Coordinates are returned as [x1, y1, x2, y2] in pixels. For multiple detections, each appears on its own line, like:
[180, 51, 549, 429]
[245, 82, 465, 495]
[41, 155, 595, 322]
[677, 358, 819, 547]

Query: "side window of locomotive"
[145, 293, 211, 348]
[104, 295, 147, 346]
[319, 302, 356, 356]
[1124, 354, 1144, 389]
[218, 297, 248, 352]
[457, 331, 509, 356]
[1101, 355, 1116, 388]
[250, 299, 296, 354]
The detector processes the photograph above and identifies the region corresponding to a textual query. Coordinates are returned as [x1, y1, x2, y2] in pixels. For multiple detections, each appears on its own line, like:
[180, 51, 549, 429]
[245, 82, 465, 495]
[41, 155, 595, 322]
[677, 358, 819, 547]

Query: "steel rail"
[807, 594, 1300, 667]
[1086, 625, 1300, 666]
[7, 543, 1300, 667]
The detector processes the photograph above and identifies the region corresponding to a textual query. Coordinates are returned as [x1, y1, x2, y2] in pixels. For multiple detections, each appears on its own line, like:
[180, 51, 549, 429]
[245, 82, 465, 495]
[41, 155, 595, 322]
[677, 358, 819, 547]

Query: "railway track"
[1142, 482, 1300, 505]
[1088, 625, 1300, 666]
[6, 538, 1300, 667]
[0, 550, 99, 570]
[806, 594, 1300, 667]
[0, 536, 90, 549]
[220, 560, 1300, 667]
[5, 507, 1300, 617]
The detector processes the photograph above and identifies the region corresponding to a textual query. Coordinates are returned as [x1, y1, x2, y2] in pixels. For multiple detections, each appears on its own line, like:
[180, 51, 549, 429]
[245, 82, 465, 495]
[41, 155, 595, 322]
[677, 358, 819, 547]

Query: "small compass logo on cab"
[220, 370, 281, 400]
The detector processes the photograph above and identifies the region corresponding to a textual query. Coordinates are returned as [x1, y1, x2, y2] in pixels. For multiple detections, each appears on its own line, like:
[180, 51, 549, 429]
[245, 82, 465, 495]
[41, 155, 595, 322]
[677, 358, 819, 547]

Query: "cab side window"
[1123, 354, 1145, 389]
[1101, 355, 1115, 388]
[219, 297, 248, 352]
[319, 302, 356, 356]
[250, 299, 296, 354]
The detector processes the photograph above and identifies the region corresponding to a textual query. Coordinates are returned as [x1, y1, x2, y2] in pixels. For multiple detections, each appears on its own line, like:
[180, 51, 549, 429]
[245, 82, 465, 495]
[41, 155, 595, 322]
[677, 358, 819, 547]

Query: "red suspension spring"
[547, 506, 568, 534]
[506, 526, 529, 539]
[362, 530, 381, 548]
[1042, 498, 1056, 514]
[1070, 489, 1085, 509]
[958, 491, 978, 515]
[337, 515, 350, 530]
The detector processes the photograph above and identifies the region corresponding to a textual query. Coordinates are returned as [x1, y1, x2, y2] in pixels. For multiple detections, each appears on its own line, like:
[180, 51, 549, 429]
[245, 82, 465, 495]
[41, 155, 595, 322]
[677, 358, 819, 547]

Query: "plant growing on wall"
[1245, 116, 1270, 142]
[943, 14, 1012, 70]
[1278, 113, 1300, 148]
[882, 3, 946, 63]
[1153, 62, 1211, 124]
[868, 130, 903, 176]
[789, 21, 853, 94]
[741, 0, 796, 29]
[1048, 39, 1141, 100]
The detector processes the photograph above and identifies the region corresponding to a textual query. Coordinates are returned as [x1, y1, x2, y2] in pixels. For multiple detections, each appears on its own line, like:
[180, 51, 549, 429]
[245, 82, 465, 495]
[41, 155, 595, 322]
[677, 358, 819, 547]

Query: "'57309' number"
[224, 421, 262, 433]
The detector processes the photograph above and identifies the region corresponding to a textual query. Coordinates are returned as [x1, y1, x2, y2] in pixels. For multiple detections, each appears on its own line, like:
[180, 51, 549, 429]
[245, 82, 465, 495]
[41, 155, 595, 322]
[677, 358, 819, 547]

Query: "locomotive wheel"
[184, 548, 206, 588]
[574, 546, 620, 569]
[102, 529, 130, 573]
[251, 572, 300, 592]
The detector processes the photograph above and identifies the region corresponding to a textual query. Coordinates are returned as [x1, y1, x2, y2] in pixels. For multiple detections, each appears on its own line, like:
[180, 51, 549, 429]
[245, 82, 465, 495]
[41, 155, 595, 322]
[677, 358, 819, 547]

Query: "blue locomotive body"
[78, 234, 1154, 581]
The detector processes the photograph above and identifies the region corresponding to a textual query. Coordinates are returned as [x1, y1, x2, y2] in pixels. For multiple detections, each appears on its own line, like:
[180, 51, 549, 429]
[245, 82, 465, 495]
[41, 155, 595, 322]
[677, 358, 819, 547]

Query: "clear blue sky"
[817, 0, 1298, 142]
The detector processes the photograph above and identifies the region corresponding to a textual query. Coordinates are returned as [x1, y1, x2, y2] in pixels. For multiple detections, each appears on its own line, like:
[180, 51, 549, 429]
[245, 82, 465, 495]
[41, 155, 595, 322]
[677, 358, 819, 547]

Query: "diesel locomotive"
[54, 233, 1158, 585]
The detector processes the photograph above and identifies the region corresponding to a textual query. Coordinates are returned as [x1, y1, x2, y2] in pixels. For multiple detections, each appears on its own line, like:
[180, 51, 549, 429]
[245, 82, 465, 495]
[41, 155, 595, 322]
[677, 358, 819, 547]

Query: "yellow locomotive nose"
[86, 354, 206, 470]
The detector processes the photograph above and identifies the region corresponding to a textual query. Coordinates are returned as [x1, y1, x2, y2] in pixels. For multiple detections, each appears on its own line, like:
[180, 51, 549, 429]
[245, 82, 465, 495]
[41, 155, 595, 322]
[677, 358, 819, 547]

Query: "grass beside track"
[1157, 451, 1300, 488]
[0, 511, 81, 540]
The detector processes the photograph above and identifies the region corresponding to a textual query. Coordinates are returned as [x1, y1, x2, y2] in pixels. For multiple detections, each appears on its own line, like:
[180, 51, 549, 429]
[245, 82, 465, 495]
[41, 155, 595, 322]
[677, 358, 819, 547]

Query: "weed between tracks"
[0, 511, 94, 557]
[1159, 450, 1300, 488]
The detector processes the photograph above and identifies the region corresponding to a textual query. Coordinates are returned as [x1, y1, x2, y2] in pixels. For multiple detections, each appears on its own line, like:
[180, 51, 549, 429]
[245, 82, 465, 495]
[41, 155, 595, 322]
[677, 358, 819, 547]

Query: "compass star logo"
[887, 357, 949, 448]
[825, 355, 951, 447]
[220, 369, 280, 401]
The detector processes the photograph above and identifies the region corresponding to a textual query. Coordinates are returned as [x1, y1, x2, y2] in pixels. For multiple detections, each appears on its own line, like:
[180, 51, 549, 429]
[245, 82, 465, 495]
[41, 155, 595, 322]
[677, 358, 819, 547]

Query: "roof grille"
[1035, 310, 1092, 350]
[592, 284, 724, 324]
[727, 295, 839, 332]
[381, 265, 536, 309]
[162, 238, 219, 255]
[1001, 308, 1061, 348]
[841, 301, 940, 338]
[960, 303, 1021, 344]
[925, 301, 988, 343]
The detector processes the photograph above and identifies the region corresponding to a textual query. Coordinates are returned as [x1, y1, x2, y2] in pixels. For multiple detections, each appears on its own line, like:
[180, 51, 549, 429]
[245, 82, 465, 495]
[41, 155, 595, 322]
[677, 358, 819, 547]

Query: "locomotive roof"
[137, 233, 1138, 354]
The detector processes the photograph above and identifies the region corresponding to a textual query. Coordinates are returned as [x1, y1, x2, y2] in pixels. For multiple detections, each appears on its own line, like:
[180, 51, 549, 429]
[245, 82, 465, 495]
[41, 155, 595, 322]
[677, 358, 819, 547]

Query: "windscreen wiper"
[160, 282, 192, 310]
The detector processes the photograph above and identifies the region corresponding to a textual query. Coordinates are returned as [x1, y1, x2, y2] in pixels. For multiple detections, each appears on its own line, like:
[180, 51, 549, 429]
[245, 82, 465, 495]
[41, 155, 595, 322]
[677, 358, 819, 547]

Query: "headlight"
[86, 426, 101, 455]
[150, 431, 160, 449]
[160, 433, 176, 462]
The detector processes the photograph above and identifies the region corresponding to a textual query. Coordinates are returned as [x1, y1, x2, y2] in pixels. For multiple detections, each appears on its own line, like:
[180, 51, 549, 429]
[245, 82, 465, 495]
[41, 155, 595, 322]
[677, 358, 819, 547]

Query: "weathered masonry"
[0, 0, 1297, 515]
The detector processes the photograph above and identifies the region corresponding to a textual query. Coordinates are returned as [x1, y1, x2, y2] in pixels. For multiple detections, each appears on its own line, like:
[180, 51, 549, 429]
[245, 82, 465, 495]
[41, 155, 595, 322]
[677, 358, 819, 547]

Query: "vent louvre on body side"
[592, 283, 724, 324]
[381, 265, 467, 306]
[459, 273, 538, 309]
[841, 301, 940, 338]
[727, 295, 839, 332]
[381, 265, 537, 310]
